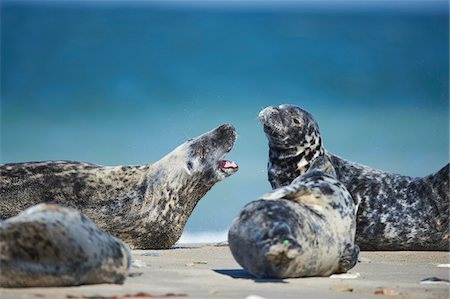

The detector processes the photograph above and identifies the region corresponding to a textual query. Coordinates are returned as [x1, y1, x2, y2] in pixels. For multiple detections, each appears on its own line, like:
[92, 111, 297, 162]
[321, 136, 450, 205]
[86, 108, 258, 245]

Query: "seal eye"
[293, 119, 301, 125]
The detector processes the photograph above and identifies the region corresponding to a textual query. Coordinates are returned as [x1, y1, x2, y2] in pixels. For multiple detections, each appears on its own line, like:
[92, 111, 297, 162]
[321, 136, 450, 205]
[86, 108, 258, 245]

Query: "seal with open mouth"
[0, 124, 239, 249]
[259, 104, 449, 251]
[228, 156, 359, 278]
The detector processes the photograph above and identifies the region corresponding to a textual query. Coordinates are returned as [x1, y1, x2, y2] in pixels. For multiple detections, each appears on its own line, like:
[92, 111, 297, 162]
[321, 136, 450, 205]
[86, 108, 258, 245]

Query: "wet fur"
[260, 105, 449, 251]
[0, 124, 237, 249]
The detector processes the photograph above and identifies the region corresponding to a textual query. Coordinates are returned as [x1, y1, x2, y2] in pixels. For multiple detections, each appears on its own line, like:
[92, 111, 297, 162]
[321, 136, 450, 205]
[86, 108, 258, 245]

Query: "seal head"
[259, 105, 324, 188]
[178, 124, 239, 182]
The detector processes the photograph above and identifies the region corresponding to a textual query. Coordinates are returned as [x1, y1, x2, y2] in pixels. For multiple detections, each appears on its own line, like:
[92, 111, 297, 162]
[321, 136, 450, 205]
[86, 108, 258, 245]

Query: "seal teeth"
[219, 160, 239, 170]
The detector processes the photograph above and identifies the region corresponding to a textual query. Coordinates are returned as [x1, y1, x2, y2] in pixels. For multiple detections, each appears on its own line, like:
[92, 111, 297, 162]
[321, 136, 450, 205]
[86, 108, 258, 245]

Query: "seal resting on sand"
[259, 104, 449, 251]
[0, 124, 238, 249]
[0, 203, 131, 287]
[228, 156, 359, 278]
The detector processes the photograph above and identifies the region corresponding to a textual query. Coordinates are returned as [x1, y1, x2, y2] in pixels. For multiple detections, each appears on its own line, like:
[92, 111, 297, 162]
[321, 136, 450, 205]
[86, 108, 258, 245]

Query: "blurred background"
[1, 0, 448, 242]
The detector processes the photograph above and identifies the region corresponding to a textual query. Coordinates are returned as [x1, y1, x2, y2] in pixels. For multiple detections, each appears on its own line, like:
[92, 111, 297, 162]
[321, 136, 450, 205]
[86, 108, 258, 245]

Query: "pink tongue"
[220, 160, 238, 169]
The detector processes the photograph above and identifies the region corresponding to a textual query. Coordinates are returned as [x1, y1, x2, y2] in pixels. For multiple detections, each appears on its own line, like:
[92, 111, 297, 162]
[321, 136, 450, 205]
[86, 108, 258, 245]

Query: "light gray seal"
[0, 203, 131, 287]
[228, 156, 359, 278]
[259, 104, 449, 251]
[0, 124, 239, 249]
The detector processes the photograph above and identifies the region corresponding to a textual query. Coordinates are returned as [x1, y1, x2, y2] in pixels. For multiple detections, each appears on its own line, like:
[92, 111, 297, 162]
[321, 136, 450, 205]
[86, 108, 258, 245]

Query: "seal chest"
[228, 156, 359, 279]
[0, 203, 131, 287]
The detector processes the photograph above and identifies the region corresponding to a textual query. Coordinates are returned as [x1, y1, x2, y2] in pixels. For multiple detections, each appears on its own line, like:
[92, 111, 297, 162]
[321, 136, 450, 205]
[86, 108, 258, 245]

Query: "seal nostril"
[217, 123, 235, 133]
[214, 124, 237, 145]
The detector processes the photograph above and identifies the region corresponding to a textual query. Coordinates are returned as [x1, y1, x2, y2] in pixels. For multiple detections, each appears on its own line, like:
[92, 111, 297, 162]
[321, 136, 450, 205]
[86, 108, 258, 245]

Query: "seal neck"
[268, 137, 325, 188]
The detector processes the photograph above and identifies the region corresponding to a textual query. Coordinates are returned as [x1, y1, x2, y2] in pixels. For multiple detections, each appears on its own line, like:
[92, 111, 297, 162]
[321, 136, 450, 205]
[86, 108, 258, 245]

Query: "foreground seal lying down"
[228, 156, 359, 279]
[0, 204, 131, 287]
[259, 104, 449, 251]
[0, 124, 239, 249]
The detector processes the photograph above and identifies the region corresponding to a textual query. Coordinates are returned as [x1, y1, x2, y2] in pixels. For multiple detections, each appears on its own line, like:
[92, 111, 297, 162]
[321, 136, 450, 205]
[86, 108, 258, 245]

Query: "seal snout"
[207, 124, 239, 178]
[259, 106, 284, 135]
[258, 105, 302, 136]
[258, 106, 279, 124]
[214, 123, 237, 150]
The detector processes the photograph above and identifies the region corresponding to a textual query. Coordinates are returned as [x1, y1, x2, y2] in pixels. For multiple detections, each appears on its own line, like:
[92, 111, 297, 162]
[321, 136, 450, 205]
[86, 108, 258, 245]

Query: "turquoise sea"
[1, 0, 448, 241]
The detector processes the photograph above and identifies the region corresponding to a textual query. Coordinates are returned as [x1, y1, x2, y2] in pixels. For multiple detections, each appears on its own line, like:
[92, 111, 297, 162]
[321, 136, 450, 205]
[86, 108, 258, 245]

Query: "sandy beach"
[1, 244, 449, 299]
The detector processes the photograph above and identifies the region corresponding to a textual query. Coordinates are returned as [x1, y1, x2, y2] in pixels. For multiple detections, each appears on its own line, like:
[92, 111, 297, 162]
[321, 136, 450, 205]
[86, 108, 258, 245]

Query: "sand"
[1, 244, 449, 299]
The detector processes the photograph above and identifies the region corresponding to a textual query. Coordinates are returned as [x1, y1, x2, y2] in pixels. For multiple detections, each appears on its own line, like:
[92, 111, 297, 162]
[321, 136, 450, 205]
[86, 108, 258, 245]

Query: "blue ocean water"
[1, 1, 448, 240]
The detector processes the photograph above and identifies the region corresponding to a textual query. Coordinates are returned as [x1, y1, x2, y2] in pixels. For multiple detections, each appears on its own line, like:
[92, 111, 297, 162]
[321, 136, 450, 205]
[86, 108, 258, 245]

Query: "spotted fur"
[228, 156, 359, 278]
[0, 203, 131, 287]
[259, 104, 449, 251]
[0, 124, 238, 249]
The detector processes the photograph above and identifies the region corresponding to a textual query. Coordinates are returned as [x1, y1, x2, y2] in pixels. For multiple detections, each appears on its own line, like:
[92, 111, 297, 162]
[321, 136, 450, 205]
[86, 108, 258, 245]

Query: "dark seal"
[228, 156, 359, 278]
[0, 124, 238, 249]
[0, 203, 131, 287]
[259, 104, 449, 251]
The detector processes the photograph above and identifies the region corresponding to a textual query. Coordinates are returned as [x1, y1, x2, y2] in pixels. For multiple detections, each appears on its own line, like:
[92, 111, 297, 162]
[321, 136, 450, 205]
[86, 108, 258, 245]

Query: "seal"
[228, 156, 359, 278]
[0, 203, 131, 287]
[0, 124, 239, 249]
[259, 104, 449, 250]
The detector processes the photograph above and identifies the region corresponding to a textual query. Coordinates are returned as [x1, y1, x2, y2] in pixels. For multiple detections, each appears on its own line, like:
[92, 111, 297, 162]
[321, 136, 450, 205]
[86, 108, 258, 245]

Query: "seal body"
[259, 104, 449, 250]
[228, 157, 359, 278]
[0, 124, 238, 249]
[0, 203, 131, 287]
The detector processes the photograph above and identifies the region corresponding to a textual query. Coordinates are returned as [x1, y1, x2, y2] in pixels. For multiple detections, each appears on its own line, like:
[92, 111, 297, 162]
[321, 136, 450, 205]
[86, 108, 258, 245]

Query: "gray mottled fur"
[0, 203, 131, 287]
[259, 104, 449, 251]
[228, 156, 359, 278]
[0, 124, 238, 249]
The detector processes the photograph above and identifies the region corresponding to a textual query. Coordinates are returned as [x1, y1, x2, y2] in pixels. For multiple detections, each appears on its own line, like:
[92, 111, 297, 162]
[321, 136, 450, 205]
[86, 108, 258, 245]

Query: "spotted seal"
[228, 156, 359, 278]
[0, 203, 131, 287]
[0, 124, 238, 249]
[259, 104, 449, 251]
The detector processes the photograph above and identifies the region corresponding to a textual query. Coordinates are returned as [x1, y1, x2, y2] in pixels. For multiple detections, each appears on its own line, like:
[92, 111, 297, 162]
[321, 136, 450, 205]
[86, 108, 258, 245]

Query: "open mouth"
[218, 160, 239, 176]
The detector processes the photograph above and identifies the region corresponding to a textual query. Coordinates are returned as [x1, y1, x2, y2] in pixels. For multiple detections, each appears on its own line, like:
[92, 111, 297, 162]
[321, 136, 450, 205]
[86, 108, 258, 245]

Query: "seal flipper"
[261, 156, 337, 202]
[260, 184, 309, 201]
[264, 235, 303, 278]
[337, 243, 360, 273]
[305, 155, 337, 178]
